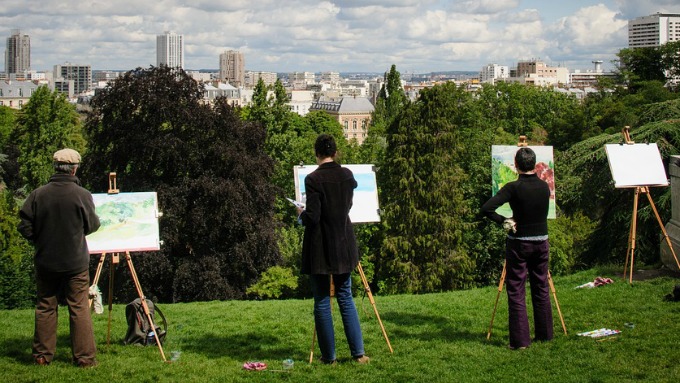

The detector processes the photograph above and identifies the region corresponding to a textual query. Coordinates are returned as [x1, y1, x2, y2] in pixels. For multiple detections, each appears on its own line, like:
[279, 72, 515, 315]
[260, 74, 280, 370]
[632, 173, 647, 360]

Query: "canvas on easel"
[294, 164, 381, 223]
[604, 128, 680, 283]
[491, 145, 556, 219]
[88, 173, 167, 361]
[87, 192, 161, 254]
[604, 143, 668, 188]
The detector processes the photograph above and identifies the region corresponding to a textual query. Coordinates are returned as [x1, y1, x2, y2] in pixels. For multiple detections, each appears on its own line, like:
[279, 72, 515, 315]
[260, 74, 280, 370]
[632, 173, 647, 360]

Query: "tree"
[0, 189, 34, 309]
[617, 41, 680, 87]
[377, 82, 476, 293]
[12, 86, 85, 192]
[0, 106, 17, 186]
[81, 66, 281, 302]
[0, 106, 15, 150]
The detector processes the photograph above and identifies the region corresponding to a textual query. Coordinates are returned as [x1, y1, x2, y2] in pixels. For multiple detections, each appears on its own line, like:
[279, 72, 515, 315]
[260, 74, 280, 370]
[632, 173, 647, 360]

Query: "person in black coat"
[297, 134, 369, 364]
[481, 147, 553, 350]
[18, 148, 101, 367]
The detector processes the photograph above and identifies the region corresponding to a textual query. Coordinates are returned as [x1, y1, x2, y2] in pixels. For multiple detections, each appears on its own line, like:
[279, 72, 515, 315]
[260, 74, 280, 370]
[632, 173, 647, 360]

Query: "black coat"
[18, 173, 100, 274]
[300, 161, 359, 275]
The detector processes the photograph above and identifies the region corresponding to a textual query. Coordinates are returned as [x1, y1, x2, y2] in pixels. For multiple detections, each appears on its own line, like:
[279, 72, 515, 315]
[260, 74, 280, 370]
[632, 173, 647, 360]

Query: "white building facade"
[245, 71, 277, 87]
[480, 64, 509, 84]
[628, 13, 680, 48]
[156, 31, 184, 69]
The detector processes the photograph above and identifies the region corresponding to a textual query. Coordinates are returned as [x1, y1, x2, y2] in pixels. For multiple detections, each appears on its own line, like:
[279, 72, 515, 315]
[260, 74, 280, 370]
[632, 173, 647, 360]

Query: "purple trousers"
[505, 238, 553, 348]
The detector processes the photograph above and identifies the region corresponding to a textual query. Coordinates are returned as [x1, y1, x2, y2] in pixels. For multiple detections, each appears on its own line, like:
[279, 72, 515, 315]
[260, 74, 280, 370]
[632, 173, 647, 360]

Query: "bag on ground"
[124, 298, 167, 345]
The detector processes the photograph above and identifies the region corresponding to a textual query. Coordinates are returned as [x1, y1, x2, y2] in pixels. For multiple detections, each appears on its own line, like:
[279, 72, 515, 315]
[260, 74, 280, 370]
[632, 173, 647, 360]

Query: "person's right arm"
[299, 177, 321, 226]
[480, 184, 513, 225]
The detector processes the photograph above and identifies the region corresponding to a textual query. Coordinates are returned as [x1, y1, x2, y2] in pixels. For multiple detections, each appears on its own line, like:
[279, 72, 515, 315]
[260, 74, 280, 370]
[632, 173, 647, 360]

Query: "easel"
[89, 173, 167, 362]
[309, 264, 394, 363]
[621, 127, 680, 284]
[486, 136, 567, 340]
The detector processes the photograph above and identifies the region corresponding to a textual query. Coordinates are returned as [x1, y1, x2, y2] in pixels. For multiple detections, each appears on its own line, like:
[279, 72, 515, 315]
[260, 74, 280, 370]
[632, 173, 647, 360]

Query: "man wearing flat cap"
[18, 148, 101, 367]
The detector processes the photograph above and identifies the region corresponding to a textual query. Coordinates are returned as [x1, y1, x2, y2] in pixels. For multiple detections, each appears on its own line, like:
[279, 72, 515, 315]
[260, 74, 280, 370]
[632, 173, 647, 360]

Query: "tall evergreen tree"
[377, 82, 476, 293]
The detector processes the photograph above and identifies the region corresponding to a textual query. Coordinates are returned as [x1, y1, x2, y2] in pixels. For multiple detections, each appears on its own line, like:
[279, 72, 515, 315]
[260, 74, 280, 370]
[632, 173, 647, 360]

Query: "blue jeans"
[311, 273, 365, 361]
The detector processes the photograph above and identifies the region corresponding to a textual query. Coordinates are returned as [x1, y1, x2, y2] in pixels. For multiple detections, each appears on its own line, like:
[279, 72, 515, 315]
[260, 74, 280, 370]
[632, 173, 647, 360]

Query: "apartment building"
[628, 13, 680, 48]
[245, 71, 277, 87]
[289, 71, 315, 89]
[480, 63, 509, 84]
[53, 63, 92, 97]
[5, 29, 30, 76]
[219, 50, 245, 87]
[156, 31, 184, 69]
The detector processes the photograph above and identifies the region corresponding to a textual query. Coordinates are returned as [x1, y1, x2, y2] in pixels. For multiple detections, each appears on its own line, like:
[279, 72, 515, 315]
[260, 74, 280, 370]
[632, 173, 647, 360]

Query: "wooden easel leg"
[487, 261, 506, 340]
[625, 188, 641, 284]
[645, 191, 680, 270]
[106, 254, 119, 345]
[547, 272, 567, 335]
[124, 252, 167, 362]
[309, 325, 316, 364]
[357, 262, 393, 353]
[89, 253, 107, 308]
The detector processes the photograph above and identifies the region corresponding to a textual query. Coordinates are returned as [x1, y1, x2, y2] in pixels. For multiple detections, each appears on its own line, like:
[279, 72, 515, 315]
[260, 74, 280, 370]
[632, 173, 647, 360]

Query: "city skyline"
[1, 1, 679, 74]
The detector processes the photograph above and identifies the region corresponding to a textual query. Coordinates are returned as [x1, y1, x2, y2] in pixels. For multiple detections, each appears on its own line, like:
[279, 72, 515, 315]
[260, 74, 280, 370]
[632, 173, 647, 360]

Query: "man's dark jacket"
[300, 161, 359, 275]
[18, 173, 100, 274]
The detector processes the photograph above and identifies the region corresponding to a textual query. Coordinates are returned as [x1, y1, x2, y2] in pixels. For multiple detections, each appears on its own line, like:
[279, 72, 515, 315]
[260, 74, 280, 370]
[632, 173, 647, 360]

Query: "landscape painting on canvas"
[87, 192, 161, 254]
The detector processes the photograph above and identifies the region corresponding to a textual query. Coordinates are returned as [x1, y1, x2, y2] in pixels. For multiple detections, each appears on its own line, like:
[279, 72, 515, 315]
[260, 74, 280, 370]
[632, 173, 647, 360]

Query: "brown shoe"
[35, 356, 50, 366]
[353, 355, 370, 364]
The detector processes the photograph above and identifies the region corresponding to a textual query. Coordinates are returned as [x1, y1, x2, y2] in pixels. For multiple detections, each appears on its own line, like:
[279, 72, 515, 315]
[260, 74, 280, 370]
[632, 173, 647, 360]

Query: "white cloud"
[2, 0, 679, 73]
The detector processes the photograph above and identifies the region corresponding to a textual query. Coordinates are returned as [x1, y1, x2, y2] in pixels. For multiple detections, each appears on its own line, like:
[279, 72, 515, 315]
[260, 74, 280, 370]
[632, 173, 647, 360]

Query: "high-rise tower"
[5, 29, 30, 75]
[156, 31, 184, 69]
[219, 50, 245, 87]
[628, 13, 680, 48]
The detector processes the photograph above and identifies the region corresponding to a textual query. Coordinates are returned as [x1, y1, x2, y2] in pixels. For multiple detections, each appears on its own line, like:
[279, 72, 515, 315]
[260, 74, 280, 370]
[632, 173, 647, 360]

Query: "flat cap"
[53, 148, 81, 164]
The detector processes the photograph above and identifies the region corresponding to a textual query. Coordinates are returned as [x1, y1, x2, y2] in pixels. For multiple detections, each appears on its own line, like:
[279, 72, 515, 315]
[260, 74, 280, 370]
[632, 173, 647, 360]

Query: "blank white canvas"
[604, 143, 668, 188]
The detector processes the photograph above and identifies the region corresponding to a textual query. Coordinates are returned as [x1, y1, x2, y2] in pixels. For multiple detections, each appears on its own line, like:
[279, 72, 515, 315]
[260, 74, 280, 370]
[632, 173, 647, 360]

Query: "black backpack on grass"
[124, 298, 167, 346]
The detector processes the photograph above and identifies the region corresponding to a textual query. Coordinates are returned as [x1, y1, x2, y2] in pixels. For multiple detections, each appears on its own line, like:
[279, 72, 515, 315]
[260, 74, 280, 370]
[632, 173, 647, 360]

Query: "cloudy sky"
[2, 0, 679, 74]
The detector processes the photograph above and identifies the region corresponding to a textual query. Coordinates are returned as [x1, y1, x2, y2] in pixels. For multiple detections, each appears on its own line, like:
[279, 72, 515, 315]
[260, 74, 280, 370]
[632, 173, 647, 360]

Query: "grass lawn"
[1, 267, 679, 382]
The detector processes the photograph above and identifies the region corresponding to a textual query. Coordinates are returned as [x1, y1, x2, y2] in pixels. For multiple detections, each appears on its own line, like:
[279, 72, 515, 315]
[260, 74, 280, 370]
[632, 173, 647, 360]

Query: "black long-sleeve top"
[481, 173, 550, 238]
[299, 161, 359, 275]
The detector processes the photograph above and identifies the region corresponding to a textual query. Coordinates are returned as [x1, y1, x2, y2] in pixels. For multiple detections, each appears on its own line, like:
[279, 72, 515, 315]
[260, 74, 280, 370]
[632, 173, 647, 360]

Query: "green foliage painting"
[491, 145, 556, 219]
[86, 192, 160, 253]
